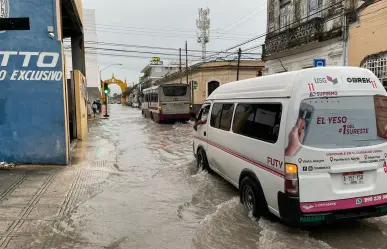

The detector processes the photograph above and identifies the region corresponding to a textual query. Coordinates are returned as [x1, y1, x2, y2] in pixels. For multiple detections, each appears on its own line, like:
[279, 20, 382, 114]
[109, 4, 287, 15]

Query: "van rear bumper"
[278, 192, 387, 227]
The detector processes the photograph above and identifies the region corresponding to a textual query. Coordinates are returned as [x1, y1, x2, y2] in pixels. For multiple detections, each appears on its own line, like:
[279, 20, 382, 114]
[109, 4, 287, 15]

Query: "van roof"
[207, 67, 382, 100]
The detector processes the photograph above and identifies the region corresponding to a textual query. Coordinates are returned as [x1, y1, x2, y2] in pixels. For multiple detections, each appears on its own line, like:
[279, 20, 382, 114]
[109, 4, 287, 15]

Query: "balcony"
[265, 17, 324, 55]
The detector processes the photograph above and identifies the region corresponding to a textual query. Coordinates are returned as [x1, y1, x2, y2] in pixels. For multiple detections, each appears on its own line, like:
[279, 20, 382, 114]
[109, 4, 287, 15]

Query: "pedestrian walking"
[92, 101, 98, 117]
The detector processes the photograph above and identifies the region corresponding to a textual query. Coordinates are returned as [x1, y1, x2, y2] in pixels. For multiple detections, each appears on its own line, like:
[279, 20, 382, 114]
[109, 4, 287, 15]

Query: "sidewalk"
[0, 125, 119, 248]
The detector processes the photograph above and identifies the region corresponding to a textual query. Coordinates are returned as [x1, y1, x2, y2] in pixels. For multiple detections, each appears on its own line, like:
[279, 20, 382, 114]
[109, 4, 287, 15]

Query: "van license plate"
[343, 172, 364, 185]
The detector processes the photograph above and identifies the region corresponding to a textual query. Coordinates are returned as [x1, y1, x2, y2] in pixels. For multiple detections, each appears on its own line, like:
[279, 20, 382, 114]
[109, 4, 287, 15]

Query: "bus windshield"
[163, 86, 187, 96]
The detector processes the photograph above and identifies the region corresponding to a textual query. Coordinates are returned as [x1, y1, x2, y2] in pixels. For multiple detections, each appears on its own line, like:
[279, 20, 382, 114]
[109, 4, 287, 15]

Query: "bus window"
[163, 86, 187, 96]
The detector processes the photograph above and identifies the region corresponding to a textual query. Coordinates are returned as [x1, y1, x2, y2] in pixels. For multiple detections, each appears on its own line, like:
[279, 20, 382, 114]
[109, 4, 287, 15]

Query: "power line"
[82, 50, 249, 64]
[84, 27, 252, 41]
[64, 40, 262, 55]
[216, 6, 267, 39]
[88, 22, 262, 38]
[216, 2, 267, 35]
[88, 24, 257, 40]
[82, 46, 204, 58]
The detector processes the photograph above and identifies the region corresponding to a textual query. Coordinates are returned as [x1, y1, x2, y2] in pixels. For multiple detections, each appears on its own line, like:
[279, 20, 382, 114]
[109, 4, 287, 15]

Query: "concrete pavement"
[0, 120, 118, 249]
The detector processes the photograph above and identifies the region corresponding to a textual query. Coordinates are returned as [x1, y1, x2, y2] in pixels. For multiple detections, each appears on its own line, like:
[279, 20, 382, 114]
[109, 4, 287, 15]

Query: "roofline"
[155, 60, 264, 83]
[142, 83, 190, 91]
[141, 65, 151, 73]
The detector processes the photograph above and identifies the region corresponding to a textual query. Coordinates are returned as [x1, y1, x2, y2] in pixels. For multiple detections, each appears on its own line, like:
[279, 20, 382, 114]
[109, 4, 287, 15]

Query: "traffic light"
[192, 81, 198, 89]
[103, 83, 110, 95]
[256, 70, 263, 77]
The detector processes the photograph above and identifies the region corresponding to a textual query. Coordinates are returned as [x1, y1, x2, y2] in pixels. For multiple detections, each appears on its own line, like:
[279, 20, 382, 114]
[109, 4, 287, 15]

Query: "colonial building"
[348, 0, 387, 88]
[264, 0, 349, 73]
[155, 60, 264, 115]
[140, 61, 180, 89]
[0, 0, 86, 164]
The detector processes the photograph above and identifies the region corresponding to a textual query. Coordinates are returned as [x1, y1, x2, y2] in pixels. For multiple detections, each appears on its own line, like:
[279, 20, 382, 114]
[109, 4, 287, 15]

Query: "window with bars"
[308, 0, 323, 19]
[279, 0, 291, 31]
[361, 53, 387, 89]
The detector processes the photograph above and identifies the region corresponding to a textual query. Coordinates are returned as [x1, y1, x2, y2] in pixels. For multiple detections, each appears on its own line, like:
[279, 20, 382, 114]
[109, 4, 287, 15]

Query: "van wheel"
[197, 148, 212, 173]
[240, 177, 268, 218]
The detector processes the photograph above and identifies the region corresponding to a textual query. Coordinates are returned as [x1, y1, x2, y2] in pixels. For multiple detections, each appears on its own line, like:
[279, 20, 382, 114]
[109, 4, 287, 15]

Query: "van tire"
[197, 148, 213, 173]
[240, 177, 268, 218]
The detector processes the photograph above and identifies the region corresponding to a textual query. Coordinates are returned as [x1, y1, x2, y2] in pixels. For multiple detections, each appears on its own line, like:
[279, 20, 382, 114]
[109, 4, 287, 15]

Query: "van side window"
[197, 104, 211, 121]
[232, 103, 282, 143]
[210, 103, 222, 128]
[210, 103, 235, 131]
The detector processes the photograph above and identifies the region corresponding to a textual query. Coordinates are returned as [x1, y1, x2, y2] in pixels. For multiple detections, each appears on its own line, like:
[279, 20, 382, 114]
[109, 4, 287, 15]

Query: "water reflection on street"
[70, 105, 387, 249]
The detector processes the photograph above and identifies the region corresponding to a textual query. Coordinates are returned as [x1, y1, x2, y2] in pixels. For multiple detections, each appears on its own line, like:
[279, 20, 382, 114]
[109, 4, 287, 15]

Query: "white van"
[193, 67, 387, 227]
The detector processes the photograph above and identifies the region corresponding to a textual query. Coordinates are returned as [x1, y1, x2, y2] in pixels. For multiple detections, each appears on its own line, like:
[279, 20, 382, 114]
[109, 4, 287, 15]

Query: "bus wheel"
[240, 177, 268, 218]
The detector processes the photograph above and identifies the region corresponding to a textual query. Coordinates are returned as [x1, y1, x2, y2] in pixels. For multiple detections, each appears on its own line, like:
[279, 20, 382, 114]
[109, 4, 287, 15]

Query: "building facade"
[140, 62, 180, 89]
[155, 60, 265, 114]
[264, 0, 349, 74]
[0, 0, 86, 164]
[348, 0, 387, 87]
[66, 9, 100, 89]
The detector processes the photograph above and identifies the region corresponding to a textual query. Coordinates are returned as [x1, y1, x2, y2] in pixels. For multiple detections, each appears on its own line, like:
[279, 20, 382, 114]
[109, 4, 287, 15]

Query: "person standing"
[92, 101, 98, 118]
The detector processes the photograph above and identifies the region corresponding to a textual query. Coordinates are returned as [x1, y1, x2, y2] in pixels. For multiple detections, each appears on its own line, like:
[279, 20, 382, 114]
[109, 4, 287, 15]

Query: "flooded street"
[63, 105, 387, 248]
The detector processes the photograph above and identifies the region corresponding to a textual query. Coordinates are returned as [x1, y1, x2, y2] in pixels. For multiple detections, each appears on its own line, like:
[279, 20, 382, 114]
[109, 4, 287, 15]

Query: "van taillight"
[285, 163, 299, 197]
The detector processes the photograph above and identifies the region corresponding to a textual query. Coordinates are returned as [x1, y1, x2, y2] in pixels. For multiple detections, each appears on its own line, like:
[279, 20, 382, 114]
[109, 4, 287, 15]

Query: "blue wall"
[0, 0, 67, 164]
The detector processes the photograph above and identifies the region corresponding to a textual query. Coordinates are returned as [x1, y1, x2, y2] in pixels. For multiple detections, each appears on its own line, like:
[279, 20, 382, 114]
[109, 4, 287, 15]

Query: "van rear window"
[297, 96, 387, 149]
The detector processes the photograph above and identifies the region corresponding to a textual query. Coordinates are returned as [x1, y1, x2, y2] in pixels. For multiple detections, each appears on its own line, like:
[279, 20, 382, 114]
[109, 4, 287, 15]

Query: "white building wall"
[65, 9, 101, 91]
[265, 40, 345, 75]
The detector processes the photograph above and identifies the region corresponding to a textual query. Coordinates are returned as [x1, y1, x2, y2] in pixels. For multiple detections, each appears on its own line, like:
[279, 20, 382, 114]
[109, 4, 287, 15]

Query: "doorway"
[207, 81, 220, 97]
[67, 72, 77, 141]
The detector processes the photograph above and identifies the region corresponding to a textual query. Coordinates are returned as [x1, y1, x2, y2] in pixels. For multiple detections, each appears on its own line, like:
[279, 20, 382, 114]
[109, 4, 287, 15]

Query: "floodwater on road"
[69, 105, 387, 249]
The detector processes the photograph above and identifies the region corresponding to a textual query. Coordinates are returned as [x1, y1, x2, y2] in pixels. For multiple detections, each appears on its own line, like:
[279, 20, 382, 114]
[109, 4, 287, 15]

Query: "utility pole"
[179, 48, 182, 83]
[237, 48, 242, 81]
[196, 8, 211, 61]
[186, 41, 189, 85]
[103, 83, 110, 117]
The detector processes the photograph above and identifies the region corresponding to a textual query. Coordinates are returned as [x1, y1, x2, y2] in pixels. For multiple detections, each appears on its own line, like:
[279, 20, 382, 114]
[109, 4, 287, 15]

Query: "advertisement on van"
[285, 95, 387, 156]
[285, 94, 387, 213]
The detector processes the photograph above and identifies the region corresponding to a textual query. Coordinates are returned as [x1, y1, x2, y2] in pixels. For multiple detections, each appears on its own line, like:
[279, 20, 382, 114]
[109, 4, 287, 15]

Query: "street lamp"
[99, 63, 122, 118]
[100, 63, 122, 84]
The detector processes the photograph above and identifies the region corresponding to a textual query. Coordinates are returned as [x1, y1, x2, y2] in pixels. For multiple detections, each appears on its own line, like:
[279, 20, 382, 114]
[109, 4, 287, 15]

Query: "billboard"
[0, 0, 67, 164]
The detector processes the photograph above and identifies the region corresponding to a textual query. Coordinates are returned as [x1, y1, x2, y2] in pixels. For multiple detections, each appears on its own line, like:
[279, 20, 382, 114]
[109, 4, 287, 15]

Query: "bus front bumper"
[278, 192, 387, 227]
[159, 113, 191, 121]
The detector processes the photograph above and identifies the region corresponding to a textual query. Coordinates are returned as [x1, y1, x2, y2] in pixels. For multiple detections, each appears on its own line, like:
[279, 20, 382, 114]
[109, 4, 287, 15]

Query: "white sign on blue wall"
[0, 0, 67, 164]
[314, 59, 326, 67]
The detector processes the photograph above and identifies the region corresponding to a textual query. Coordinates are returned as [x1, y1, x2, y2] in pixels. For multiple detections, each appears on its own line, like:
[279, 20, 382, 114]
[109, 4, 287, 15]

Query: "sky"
[82, 0, 267, 93]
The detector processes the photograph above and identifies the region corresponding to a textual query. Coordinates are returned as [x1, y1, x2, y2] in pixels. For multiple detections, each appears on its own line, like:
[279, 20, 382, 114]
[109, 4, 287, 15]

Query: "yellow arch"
[101, 74, 128, 104]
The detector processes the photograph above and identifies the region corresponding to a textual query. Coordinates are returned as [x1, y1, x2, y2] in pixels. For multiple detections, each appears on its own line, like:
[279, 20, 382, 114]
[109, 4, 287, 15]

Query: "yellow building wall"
[348, 0, 387, 66]
[74, 70, 88, 140]
[163, 68, 261, 105]
[75, 0, 83, 23]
